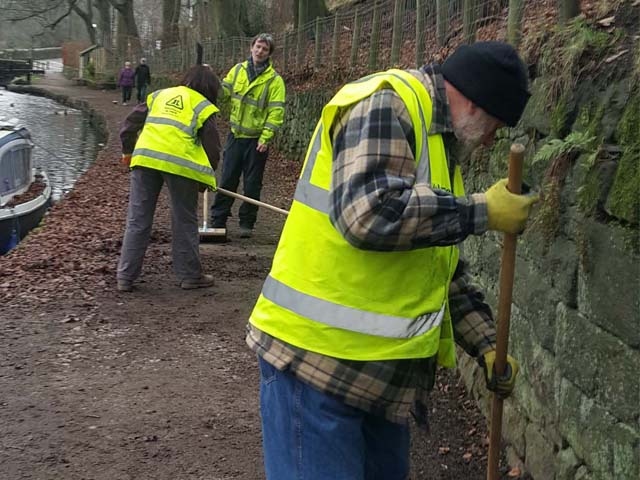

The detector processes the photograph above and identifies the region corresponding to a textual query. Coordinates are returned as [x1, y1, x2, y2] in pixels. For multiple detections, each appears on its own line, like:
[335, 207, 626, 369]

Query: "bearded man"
[247, 41, 538, 480]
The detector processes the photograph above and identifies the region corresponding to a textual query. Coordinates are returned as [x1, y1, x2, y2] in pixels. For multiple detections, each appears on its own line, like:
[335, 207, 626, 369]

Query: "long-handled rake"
[199, 187, 289, 243]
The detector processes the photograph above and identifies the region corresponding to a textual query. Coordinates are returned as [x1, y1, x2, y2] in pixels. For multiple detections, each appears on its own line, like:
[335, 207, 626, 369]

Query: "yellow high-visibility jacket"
[132, 85, 219, 188]
[221, 60, 285, 145]
[249, 69, 465, 366]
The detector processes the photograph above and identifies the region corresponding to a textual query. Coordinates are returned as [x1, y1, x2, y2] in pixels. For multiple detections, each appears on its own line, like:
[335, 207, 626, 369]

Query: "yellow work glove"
[485, 178, 539, 233]
[480, 350, 519, 398]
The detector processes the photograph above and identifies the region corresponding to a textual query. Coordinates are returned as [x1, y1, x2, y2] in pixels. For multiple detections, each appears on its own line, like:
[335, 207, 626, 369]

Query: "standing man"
[247, 41, 538, 479]
[210, 33, 286, 238]
[134, 57, 151, 104]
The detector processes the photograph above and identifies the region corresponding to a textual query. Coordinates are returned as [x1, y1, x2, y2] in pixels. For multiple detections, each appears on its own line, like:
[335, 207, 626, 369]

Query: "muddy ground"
[0, 74, 517, 479]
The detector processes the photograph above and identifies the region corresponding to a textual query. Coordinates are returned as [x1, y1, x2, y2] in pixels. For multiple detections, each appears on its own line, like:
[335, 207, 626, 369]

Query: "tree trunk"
[200, 0, 249, 40]
[507, 0, 524, 47]
[94, 0, 112, 48]
[108, 0, 141, 60]
[294, 0, 327, 28]
[162, 0, 180, 47]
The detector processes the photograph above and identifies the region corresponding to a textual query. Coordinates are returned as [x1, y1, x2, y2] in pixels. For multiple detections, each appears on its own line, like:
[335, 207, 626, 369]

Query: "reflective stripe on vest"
[262, 275, 445, 338]
[132, 147, 215, 177]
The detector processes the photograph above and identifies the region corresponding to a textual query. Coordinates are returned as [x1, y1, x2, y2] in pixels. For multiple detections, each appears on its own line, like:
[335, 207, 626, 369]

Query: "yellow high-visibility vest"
[221, 60, 285, 145]
[250, 69, 465, 366]
[132, 85, 219, 187]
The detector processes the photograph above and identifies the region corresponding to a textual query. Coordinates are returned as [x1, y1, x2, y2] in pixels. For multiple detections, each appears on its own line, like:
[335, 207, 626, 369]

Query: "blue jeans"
[258, 357, 410, 480]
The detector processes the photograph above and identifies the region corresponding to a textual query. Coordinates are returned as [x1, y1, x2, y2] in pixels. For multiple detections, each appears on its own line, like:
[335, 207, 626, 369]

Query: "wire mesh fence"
[92, 0, 557, 83]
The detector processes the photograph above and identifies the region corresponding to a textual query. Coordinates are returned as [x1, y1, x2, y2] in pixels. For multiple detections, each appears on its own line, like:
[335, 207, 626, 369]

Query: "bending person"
[247, 41, 539, 479]
[117, 64, 222, 292]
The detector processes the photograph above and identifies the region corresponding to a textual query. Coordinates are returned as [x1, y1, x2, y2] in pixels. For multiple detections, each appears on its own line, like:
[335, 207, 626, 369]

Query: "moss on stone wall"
[271, 90, 333, 161]
[606, 146, 639, 225]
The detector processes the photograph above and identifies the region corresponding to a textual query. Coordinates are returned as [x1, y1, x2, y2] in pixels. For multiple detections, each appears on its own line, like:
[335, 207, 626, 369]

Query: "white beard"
[451, 112, 493, 163]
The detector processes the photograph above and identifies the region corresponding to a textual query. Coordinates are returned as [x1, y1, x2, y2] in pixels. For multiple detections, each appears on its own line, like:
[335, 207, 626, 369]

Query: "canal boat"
[0, 119, 51, 254]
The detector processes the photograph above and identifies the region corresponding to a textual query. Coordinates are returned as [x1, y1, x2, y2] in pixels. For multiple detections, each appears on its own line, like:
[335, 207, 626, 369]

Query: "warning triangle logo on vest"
[165, 95, 184, 110]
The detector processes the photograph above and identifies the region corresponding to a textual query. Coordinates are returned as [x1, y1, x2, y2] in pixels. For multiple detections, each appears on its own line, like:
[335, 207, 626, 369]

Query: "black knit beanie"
[441, 41, 530, 127]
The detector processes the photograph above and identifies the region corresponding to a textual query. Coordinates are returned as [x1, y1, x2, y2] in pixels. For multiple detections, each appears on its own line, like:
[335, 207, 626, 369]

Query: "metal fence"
[98, 0, 557, 81]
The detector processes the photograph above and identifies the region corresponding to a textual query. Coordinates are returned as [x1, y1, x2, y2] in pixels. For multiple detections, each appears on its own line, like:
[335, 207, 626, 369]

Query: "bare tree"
[107, 0, 141, 57]
[196, 0, 251, 39]
[2, 0, 101, 44]
[162, 0, 180, 46]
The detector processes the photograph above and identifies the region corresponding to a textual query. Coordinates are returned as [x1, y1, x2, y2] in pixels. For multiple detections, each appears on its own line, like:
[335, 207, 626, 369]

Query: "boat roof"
[0, 118, 30, 145]
[0, 117, 22, 130]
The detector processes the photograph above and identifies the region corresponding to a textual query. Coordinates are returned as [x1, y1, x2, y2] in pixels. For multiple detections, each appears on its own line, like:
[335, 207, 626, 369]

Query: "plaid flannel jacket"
[246, 68, 496, 425]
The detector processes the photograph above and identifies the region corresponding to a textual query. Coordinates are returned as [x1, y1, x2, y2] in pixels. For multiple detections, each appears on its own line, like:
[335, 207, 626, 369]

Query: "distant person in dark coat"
[134, 58, 151, 104]
[117, 61, 135, 105]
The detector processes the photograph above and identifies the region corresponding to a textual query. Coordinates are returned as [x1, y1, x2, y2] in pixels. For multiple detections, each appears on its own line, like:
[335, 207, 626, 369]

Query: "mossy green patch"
[606, 147, 640, 224]
[550, 94, 570, 137]
[615, 89, 640, 147]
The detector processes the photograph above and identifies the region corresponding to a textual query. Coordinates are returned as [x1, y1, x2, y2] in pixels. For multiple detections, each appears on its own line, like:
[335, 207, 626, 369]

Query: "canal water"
[0, 88, 102, 201]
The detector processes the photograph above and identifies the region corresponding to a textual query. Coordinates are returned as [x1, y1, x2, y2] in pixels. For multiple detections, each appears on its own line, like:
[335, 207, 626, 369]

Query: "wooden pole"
[216, 188, 289, 216]
[487, 143, 525, 480]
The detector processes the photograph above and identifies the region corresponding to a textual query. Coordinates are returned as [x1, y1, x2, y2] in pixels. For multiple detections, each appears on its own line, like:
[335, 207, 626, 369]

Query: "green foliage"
[85, 61, 96, 79]
[539, 18, 615, 108]
[550, 95, 569, 137]
[574, 102, 605, 139]
[529, 131, 598, 250]
[533, 131, 597, 167]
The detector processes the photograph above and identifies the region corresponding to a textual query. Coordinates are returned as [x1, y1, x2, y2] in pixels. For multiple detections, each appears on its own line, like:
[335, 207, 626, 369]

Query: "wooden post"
[463, 0, 477, 44]
[487, 143, 525, 480]
[283, 33, 289, 72]
[331, 12, 339, 69]
[507, 0, 525, 47]
[297, 0, 305, 68]
[415, 0, 425, 68]
[390, 0, 404, 66]
[436, 0, 447, 46]
[369, 1, 381, 71]
[314, 16, 321, 71]
[350, 7, 361, 69]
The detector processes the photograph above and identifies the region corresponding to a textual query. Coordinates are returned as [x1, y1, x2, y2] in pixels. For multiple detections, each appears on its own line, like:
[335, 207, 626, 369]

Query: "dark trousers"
[136, 84, 148, 103]
[211, 134, 267, 229]
[121, 86, 132, 103]
[117, 167, 202, 282]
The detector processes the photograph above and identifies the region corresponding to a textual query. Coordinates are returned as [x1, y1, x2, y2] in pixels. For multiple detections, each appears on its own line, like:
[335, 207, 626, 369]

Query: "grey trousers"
[117, 167, 202, 282]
